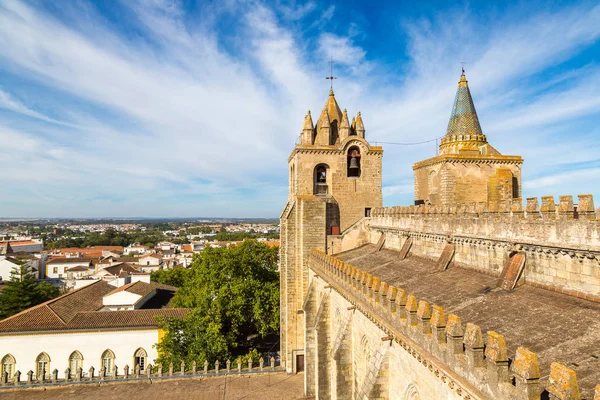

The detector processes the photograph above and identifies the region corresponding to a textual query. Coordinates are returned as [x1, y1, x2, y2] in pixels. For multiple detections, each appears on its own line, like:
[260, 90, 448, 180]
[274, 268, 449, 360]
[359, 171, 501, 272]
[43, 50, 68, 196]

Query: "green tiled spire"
[445, 73, 483, 137]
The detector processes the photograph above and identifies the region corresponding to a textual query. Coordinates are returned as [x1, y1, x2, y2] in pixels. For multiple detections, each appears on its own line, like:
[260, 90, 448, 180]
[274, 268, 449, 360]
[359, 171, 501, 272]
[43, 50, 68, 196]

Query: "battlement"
[371, 194, 596, 221]
[309, 249, 600, 399]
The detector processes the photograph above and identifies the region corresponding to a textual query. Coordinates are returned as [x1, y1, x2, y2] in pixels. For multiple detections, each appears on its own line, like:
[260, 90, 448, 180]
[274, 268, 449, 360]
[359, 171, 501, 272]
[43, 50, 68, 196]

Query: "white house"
[0, 257, 20, 282]
[0, 280, 185, 381]
[123, 244, 149, 255]
[46, 258, 93, 279]
[90, 263, 140, 280]
[102, 282, 157, 311]
[138, 254, 162, 273]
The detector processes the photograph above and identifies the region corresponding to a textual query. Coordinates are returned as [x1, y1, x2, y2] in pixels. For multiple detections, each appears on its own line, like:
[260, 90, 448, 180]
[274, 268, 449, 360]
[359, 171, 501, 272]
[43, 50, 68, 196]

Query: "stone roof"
[0, 280, 184, 334]
[334, 244, 600, 398]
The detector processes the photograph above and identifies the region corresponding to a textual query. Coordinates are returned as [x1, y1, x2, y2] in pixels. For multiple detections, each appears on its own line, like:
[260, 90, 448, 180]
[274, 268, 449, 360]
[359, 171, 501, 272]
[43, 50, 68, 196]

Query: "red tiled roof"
[0, 240, 40, 246]
[66, 265, 90, 272]
[52, 246, 124, 258]
[47, 257, 93, 265]
[67, 309, 188, 330]
[101, 263, 139, 276]
[0, 280, 184, 334]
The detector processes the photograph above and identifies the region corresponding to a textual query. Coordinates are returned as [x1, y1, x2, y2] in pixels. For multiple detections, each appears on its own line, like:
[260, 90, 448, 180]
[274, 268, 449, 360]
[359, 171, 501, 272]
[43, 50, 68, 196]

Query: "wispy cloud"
[0, 0, 599, 217]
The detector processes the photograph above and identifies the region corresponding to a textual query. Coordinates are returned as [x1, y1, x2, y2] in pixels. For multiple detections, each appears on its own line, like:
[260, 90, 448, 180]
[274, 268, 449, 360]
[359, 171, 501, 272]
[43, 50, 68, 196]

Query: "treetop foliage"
[154, 240, 279, 368]
[0, 264, 61, 319]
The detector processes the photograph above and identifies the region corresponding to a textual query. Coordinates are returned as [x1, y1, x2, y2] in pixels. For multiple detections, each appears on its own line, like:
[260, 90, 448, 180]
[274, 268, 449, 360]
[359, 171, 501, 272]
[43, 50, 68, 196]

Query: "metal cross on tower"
[326, 57, 337, 90]
[460, 61, 467, 74]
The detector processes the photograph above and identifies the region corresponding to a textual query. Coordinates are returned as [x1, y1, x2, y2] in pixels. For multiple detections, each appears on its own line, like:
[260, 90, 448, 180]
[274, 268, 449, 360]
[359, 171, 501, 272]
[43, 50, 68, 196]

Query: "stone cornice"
[288, 144, 383, 162]
[370, 225, 600, 261]
[413, 154, 523, 170]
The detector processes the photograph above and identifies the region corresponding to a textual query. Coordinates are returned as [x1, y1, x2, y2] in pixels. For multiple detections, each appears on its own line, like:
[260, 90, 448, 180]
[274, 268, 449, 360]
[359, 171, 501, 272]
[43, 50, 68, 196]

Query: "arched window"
[404, 383, 421, 400]
[68, 351, 83, 377]
[428, 170, 438, 194]
[1, 354, 15, 379]
[134, 348, 147, 372]
[101, 349, 115, 373]
[347, 147, 361, 177]
[314, 164, 329, 196]
[35, 353, 50, 380]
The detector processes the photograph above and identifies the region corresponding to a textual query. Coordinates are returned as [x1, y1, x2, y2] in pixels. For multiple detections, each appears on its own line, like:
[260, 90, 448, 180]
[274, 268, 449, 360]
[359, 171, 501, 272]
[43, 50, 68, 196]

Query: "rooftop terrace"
[335, 244, 600, 398]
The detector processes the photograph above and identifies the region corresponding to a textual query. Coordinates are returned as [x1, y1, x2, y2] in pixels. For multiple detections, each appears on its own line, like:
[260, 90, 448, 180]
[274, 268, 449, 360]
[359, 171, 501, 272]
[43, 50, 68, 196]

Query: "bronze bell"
[349, 156, 359, 170]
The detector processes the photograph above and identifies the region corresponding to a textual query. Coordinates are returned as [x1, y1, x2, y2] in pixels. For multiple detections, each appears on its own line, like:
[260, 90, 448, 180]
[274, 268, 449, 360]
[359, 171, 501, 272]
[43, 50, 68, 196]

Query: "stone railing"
[309, 249, 600, 400]
[0, 357, 281, 390]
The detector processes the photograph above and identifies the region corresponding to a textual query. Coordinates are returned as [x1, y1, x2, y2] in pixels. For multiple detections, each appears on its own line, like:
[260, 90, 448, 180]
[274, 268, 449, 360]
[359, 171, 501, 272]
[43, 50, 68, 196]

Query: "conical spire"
[339, 109, 350, 141]
[324, 89, 343, 124]
[315, 108, 331, 146]
[303, 110, 313, 130]
[355, 111, 365, 138]
[314, 89, 342, 146]
[320, 109, 331, 129]
[301, 110, 314, 145]
[439, 72, 488, 155]
[445, 72, 483, 137]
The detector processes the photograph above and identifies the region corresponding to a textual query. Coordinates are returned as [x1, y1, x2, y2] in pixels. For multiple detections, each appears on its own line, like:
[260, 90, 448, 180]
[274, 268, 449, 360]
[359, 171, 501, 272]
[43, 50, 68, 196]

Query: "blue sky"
[1, 0, 599, 217]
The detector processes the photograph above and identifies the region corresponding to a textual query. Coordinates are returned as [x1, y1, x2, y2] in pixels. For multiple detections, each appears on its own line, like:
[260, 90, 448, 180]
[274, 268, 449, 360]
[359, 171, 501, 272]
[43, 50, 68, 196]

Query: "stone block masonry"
[357, 195, 600, 301]
[307, 249, 600, 399]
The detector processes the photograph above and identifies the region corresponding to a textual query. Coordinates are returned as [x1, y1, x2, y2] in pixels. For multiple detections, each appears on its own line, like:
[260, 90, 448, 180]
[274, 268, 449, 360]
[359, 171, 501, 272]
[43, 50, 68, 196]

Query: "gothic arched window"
[1, 354, 15, 379]
[35, 352, 50, 380]
[101, 349, 115, 373]
[347, 147, 361, 177]
[134, 348, 147, 372]
[68, 351, 83, 377]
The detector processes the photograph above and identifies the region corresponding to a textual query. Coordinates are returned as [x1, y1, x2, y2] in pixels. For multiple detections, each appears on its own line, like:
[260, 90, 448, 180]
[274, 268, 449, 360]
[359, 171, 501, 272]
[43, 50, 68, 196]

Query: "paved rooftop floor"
[1, 373, 306, 400]
[336, 244, 600, 398]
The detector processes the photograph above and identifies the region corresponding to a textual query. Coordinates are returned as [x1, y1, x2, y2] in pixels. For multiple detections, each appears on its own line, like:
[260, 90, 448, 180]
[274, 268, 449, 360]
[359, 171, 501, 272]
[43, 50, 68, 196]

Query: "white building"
[138, 254, 162, 273]
[46, 258, 93, 279]
[102, 282, 158, 311]
[0, 244, 43, 281]
[123, 244, 149, 255]
[0, 280, 185, 380]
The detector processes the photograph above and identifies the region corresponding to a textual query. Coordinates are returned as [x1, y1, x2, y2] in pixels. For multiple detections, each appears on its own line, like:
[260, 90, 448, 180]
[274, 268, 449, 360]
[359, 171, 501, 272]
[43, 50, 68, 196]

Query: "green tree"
[154, 240, 279, 368]
[151, 268, 191, 288]
[0, 264, 61, 319]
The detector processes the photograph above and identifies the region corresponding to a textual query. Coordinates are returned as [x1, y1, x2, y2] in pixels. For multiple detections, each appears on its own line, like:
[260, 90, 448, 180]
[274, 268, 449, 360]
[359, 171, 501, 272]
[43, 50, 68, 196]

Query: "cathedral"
[280, 72, 600, 399]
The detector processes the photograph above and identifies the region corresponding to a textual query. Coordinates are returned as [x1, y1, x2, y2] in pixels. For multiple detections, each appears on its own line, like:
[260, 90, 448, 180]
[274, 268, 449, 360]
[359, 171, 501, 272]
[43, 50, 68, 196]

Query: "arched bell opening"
[314, 164, 329, 196]
[347, 147, 361, 177]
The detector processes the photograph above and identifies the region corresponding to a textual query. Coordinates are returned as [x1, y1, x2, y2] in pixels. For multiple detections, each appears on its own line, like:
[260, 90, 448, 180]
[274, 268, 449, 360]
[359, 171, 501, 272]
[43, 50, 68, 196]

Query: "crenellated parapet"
[368, 195, 600, 251]
[309, 249, 598, 400]
[371, 194, 596, 221]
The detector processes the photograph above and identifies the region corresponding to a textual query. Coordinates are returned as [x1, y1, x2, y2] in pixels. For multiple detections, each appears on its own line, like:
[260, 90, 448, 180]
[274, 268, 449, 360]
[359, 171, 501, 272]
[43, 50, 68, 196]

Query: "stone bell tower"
[280, 89, 383, 373]
[413, 71, 523, 206]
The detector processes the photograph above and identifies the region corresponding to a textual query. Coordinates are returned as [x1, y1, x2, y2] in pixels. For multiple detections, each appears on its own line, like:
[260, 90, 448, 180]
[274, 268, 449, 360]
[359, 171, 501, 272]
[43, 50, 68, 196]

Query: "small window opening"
[365, 208, 371, 217]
